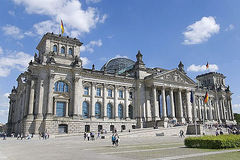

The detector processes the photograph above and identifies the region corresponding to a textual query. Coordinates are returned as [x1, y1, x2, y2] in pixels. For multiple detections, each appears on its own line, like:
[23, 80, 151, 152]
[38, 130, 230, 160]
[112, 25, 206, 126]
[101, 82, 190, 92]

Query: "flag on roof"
[206, 62, 209, 69]
[204, 92, 209, 104]
[61, 19, 64, 34]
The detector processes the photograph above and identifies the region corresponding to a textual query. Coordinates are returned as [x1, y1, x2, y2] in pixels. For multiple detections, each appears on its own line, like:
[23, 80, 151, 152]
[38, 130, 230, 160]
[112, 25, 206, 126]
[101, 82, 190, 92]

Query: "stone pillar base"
[26, 114, 34, 120]
[36, 114, 43, 120]
[45, 114, 53, 120]
[153, 117, 161, 121]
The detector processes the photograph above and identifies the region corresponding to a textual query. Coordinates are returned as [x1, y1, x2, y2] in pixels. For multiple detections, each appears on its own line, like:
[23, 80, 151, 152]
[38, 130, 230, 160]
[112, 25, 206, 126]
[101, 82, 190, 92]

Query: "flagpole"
[203, 103, 206, 135]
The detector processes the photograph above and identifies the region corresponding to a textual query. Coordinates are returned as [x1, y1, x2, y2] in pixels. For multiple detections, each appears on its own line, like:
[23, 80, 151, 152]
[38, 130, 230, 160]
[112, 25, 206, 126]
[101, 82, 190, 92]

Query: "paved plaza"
[0, 130, 240, 160]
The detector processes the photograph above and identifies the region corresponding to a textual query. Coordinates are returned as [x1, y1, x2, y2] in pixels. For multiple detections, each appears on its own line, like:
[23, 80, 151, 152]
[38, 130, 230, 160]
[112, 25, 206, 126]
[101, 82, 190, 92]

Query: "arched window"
[82, 101, 89, 118]
[128, 105, 134, 119]
[107, 103, 113, 119]
[69, 48, 73, 55]
[54, 81, 69, 92]
[61, 46, 65, 54]
[95, 102, 101, 119]
[53, 45, 57, 52]
[118, 104, 123, 119]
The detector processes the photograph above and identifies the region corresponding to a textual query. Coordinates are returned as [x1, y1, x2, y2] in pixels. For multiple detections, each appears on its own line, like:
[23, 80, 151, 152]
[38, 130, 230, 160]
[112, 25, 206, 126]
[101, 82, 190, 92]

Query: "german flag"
[204, 92, 209, 104]
[61, 19, 64, 35]
[206, 62, 209, 69]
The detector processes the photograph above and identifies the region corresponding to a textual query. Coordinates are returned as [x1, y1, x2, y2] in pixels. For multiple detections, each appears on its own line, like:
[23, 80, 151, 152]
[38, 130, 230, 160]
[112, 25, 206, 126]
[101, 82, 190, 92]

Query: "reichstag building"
[7, 33, 235, 135]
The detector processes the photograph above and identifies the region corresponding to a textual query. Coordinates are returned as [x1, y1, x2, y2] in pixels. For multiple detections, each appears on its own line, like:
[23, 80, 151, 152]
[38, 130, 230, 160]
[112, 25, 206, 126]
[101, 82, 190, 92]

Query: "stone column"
[219, 99, 223, 120]
[192, 91, 197, 121]
[103, 84, 107, 119]
[28, 79, 35, 118]
[152, 86, 160, 120]
[198, 98, 202, 120]
[24, 81, 30, 116]
[229, 98, 234, 121]
[73, 77, 80, 118]
[161, 87, 168, 121]
[91, 82, 96, 118]
[125, 87, 129, 119]
[65, 100, 69, 117]
[46, 74, 55, 118]
[36, 79, 44, 119]
[186, 90, 192, 122]
[222, 98, 226, 120]
[114, 85, 118, 118]
[169, 88, 176, 120]
[177, 89, 185, 123]
[208, 98, 212, 121]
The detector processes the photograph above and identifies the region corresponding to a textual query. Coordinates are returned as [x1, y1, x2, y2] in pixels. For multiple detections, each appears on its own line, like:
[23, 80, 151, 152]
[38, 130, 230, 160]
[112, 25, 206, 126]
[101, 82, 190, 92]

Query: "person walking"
[84, 132, 86, 140]
[87, 132, 90, 141]
[115, 134, 119, 146]
[111, 134, 116, 146]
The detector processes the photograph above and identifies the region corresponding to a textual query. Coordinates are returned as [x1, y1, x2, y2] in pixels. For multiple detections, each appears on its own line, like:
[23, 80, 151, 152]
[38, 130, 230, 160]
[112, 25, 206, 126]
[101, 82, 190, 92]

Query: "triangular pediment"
[152, 69, 196, 85]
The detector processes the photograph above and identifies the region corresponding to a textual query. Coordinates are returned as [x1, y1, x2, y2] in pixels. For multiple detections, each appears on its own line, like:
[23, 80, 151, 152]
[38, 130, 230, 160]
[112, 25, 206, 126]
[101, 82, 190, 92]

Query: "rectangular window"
[96, 88, 101, 96]
[108, 89, 112, 97]
[129, 91, 133, 99]
[84, 87, 89, 95]
[119, 90, 123, 98]
[56, 102, 66, 117]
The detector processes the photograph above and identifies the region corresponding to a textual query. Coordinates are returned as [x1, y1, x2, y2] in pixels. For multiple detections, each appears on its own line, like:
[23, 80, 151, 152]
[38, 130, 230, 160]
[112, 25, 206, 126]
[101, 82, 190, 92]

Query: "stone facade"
[7, 33, 235, 135]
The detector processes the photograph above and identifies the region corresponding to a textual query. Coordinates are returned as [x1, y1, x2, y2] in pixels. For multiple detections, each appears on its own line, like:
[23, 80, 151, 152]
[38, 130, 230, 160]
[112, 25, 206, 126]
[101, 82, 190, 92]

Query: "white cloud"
[8, 10, 15, 16]
[13, 0, 107, 37]
[2, 24, 35, 39]
[225, 24, 234, 31]
[80, 39, 102, 53]
[86, 0, 101, 4]
[80, 57, 90, 67]
[2, 24, 24, 39]
[0, 49, 33, 77]
[33, 20, 59, 36]
[183, 16, 220, 45]
[0, 47, 3, 55]
[187, 64, 218, 72]
[114, 54, 128, 59]
[233, 104, 240, 114]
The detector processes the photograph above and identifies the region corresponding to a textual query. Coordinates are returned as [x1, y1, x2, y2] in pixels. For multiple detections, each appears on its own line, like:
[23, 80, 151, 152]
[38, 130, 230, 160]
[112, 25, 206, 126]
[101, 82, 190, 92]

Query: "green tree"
[234, 113, 240, 124]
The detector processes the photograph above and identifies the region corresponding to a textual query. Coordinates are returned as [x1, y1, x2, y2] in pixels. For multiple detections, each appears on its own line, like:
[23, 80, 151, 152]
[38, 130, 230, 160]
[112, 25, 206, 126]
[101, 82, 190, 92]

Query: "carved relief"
[156, 71, 192, 84]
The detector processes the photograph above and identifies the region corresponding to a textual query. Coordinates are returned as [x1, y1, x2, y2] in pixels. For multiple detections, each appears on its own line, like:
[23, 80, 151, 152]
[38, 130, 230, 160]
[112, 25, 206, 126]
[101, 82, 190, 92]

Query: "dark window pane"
[56, 102, 66, 117]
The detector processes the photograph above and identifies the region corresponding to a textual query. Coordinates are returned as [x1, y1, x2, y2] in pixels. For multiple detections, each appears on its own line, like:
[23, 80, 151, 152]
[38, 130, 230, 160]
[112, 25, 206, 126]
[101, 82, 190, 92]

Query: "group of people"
[39, 132, 50, 140]
[215, 128, 224, 136]
[84, 132, 96, 141]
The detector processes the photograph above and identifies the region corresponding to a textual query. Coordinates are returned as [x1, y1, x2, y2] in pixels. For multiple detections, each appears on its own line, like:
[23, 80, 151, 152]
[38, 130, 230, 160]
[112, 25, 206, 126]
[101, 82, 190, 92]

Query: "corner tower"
[35, 32, 83, 66]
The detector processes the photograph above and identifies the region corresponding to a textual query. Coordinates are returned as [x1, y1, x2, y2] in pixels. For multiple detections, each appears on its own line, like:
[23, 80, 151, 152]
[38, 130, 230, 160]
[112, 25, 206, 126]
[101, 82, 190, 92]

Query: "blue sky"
[0, 0, 240, 123]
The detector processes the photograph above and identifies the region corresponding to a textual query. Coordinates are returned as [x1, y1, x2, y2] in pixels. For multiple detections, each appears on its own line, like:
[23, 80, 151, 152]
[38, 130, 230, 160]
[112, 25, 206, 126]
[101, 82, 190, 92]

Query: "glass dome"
[101, 58, 135, 74]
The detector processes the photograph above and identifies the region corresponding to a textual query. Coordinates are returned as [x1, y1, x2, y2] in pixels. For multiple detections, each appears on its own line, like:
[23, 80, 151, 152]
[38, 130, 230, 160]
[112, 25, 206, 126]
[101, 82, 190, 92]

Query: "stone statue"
[71, 56, 81, 67]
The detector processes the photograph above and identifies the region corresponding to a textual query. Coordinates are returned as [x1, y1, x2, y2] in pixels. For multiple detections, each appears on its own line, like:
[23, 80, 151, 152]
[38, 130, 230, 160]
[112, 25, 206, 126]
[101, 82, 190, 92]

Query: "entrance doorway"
[98, 125, 103, 132]
[58, 124, 68, 134]
[85, 125, 90, 132]
[110, 125, 115, 132]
